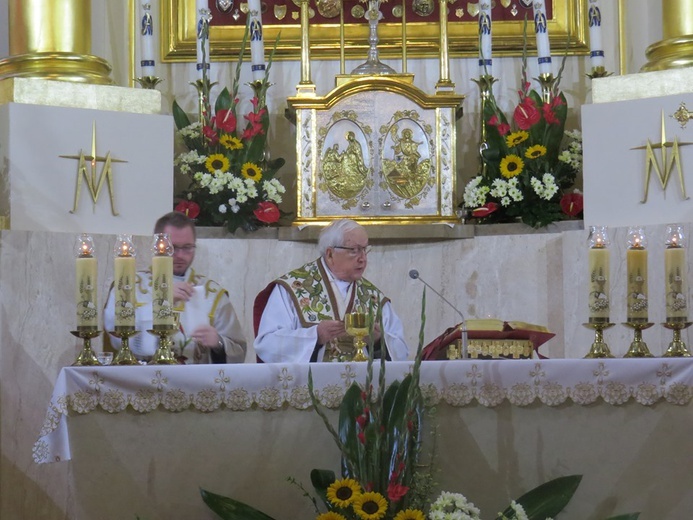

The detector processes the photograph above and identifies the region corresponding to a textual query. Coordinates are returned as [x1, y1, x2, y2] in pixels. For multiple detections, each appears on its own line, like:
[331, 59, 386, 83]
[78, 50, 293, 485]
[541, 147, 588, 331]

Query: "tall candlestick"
[532, 1, 552, 75]
[665, 224, 688, 322]
[478, 1, 492, 76]
[588, 226, 610, 323]
[151, 233, 174, 327]
[114, 234, 137, 328]
[139, 2, 156, 76]
[196, 1, 211, 80]
[626, 227, 648, 322]
[587, 0, 605, 69]
[75, 234, 98, 329]
[248, 0, 266, 81]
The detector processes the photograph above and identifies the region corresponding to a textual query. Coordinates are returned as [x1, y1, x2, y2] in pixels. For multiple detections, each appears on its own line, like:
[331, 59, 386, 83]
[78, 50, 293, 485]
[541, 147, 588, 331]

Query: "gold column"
[296, 0, 316, 96]
[435, 0, 454, 91]
[642, 0, 693, 71]
[0, 0, 112, 84]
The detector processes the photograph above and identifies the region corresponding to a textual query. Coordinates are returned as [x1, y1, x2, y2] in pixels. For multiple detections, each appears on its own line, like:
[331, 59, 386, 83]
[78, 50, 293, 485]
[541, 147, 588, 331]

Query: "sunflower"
[353, 492, 388, 520]
[500, 154, 524, 178]
[525, 144, 547, 159]
[505, 130, 529, 147]
[241, 162, 263, 181]
[220, 134, 243, 150]
[393, 509, 426, 520]
[326, 478, 361, 508]
[316, 512, 348, 520]
[205, 153, 230, 173]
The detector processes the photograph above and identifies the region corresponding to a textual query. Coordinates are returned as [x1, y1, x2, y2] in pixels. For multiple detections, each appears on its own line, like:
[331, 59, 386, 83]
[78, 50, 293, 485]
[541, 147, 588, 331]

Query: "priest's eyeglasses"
[173, 244, 196, 254]
[334, 245, 372, 257]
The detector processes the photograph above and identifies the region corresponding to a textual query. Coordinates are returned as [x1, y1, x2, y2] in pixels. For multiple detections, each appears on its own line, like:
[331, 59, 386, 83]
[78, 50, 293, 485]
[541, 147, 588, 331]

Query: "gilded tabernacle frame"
[161, 0, 588, 62]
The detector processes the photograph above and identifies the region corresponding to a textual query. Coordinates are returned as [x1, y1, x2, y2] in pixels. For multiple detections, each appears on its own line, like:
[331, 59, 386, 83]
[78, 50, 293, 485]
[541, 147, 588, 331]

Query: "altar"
[32, 359, 693, 519]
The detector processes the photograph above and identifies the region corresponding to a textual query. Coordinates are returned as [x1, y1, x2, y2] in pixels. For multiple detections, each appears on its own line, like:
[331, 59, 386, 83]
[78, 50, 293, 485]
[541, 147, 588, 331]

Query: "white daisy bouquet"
[172, 25, 286, 233]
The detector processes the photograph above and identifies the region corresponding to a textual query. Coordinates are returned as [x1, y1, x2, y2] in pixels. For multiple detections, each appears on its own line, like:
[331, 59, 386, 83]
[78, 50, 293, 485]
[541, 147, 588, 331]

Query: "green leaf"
[496, 475, 582, 519]
[214, 87, 233, 113]
[338, 383, 365, 478]
[310, 468, 336, 509]
[172, 100, 192, 131]
[604, 514, 640, 520]
[200, 488, 277, 520]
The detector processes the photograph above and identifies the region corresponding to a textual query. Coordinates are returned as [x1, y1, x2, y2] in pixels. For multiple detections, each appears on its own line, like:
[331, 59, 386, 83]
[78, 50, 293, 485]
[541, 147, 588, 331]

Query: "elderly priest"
[254, 219, 408, 362]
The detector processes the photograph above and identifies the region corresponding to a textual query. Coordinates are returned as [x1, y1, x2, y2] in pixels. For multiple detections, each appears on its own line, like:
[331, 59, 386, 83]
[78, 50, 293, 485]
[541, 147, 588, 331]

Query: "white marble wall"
[2, 222, 691, 518]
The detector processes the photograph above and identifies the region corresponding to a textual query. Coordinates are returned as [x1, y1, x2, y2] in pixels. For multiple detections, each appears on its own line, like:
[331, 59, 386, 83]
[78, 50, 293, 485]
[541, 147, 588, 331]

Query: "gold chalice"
[345, 311, 370, 362]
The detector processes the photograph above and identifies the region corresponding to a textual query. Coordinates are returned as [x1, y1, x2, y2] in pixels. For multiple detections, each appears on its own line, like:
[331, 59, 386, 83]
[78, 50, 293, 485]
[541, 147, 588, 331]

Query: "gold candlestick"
[583, 322, 615, 358]
[148, 325, 179, 365]
[110, 327, 141, 365]
[586, 66, 613, 79]
[71, 328, 102, 366]
[623, 322, 654, 358]
[471, 74, 497, 177]
[536, 73, 557, 104]
[662, 320, 692, 357]
[135, 76, 163, 89]
[192, 77, 218, 132]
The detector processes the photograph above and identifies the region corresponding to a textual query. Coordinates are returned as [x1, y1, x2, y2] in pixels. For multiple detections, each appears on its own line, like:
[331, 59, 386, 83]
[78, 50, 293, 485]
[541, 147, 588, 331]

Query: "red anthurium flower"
[560, 192, 584, 217]
[542, 103, 560, 125]
[202, 126, 219, 145]
[513, 97, 541, 130]
[471, 202, 499, 218]
[175, 200, 200, 219]
[253, 201, 280, 224]
[214, 109, 237, 133]
[387, 483, 409, 502]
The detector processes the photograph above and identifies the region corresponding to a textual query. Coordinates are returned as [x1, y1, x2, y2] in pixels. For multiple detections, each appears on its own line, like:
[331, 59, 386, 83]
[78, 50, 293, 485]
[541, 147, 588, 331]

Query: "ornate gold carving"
[59, 122, 127, 216]
[631, 111, 693, 203]
[673, 102, 693, 128]
[380, 113, 434, 207]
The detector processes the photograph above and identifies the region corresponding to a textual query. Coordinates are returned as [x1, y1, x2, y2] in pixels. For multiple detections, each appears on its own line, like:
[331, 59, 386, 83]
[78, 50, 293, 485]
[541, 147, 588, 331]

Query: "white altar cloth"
[34, 358, 693, 464]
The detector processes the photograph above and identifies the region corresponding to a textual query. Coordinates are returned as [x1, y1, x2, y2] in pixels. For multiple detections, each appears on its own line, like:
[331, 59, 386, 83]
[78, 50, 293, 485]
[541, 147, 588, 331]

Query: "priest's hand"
[173, 281, 194, 304]
[370, 322, 382, 343]
[316, 320, 346, 345]
[191, 324, 222, 349]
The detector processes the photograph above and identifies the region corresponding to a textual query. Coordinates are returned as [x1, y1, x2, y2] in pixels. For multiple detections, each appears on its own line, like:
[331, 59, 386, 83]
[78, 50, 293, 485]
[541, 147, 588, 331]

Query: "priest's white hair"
[318, 219, 364, 256]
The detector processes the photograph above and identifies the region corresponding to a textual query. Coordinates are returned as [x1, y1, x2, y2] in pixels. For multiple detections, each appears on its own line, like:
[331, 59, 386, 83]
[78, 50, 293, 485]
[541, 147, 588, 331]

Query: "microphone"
[409, 269, 468, 358]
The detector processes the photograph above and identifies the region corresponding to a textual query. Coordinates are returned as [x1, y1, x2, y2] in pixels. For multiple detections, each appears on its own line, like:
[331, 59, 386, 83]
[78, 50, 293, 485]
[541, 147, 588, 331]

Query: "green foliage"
[496, 475, 582, 519]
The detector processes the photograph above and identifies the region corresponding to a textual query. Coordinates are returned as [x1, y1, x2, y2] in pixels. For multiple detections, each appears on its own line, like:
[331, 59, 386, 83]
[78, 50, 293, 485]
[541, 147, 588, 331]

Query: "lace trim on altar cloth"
[32, 360, 693, 464]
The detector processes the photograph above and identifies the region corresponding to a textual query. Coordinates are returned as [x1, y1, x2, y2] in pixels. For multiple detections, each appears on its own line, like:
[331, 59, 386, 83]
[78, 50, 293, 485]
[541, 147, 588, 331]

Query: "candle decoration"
[151, 233, 174, 328]
[196, 3, 212, 81]
[111, 234, 140, 365]
[478, 1, 492, 77]
[71, 233, 101, 366]
[248, 0, 266, 81]
[585, 0, 611, 79]
[75, 234, 98, 330]
[135, 3, 163, 89]
[584, 226, 614, 358]
[623, 226, 654, 358]
[663, 224, 692, 357]
[147, 233, 178, 365]
[532, 1, 552, 76]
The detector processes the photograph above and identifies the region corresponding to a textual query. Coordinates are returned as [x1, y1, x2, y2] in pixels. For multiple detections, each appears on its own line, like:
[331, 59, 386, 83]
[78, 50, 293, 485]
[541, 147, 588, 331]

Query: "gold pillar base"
[622, 322, 654, 358]
[0, 52, 112, 85]
[641, 35, 693, 72]
[71, 329, 102, 366]
[662, 321, 693, 357]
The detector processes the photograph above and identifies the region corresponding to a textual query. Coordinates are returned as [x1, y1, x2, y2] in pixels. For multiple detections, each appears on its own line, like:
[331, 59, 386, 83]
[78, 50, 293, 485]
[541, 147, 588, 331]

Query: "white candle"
[196, 0, 211, 80]
[532, 1, 552, 75]
[248, 0, 266, 81]
[151, 233, 174, 327]
[114, 256, 137, 328]
[665, 246, 688, 321]
[588, 246, 610, 323]
[478, 1, 492, 76]
[626, 247, 648, 322]
[587, 0, 605, 68]
[139, 2, 156, 77]
[75, 235, 98, 330]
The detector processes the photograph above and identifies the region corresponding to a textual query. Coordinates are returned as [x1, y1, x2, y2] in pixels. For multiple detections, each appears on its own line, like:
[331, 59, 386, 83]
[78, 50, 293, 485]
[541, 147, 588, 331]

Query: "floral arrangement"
[172, 25, 286, 233]
[463, 45, 583, 228]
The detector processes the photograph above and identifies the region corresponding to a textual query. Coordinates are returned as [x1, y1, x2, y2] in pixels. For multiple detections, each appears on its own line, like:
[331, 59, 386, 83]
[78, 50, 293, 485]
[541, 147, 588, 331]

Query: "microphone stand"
[409, 269, 468, 359]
